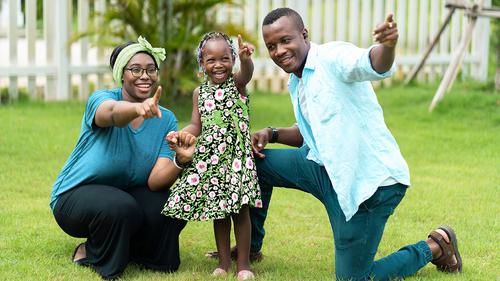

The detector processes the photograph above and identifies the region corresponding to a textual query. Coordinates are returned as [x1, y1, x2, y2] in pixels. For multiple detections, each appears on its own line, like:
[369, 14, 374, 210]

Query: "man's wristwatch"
[268, 127, 279, 143]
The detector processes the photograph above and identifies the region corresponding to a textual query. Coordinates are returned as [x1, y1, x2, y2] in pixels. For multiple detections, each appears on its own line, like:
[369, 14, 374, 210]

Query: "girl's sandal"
[428, 225, 462, 273]
[237, 270, 255, 280]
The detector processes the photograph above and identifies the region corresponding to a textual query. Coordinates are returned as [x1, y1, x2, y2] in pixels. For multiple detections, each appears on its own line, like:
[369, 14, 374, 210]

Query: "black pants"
[53, 184, 187, 279]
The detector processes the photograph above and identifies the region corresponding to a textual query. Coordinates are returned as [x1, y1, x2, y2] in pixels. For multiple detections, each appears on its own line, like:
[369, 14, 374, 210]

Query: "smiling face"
[121, 53, 158, 102]
[200, 39, 235, 85]
[262, 15, 310, 77]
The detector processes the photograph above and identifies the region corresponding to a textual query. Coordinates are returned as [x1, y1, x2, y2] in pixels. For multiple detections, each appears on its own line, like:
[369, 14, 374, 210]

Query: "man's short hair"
[262, 7, 304, 31]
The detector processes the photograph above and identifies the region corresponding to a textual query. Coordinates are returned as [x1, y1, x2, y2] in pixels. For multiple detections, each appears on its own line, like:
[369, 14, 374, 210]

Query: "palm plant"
[75, 0, 252, 101]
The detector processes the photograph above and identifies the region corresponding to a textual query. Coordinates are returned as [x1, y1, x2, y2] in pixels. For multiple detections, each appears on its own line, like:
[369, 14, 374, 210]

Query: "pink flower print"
[183, 205, 191, 212]
[213, 132, 219, 140]
[242, 195, 249, 204]
[219, 200, 227, 210]
[196, 191, 203, 198]
[215, 89, 225, 100]
[220, 128, 227, 135]
[245, 157, 254, 169]
[198, 145, 206, 153]
[255, 199, 263, 208]
[218, 143, 226, 154]
[193, 213, 199, 220]
[236, 108, 243, 114]
[210, 155, 219, 165]
[187, 174, 199, 186]
[210, 177, 219, 185]
[200, 214, 207, 221]
[232, 159, 242, 172]
[190, 194, 197, 201]
[196, 161, 207, 173]
[204, 99, 215, 111]
[239, 122, 248, 132]
[168, 201, 175, 208]
[174, 195, 180, 203]
[209, 191, 216, 198]
[206, 135, 213, 143]
[240, 94, 247, 102]
[226, 100, 233, 107]
[231, 193, 238, 202]
[230, 176, 238, 185]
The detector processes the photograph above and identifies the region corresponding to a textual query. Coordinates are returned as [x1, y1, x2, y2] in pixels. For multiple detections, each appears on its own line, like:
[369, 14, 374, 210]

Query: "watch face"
[270, 127, 278, 143]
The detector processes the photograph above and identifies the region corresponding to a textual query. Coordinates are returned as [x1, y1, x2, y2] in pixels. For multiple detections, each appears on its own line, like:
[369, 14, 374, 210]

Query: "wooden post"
[429, 2, 480, 111]
[405, 7, 456, 84]
[26, 0, 36, 99]
[78, 0, 89, 100]
[54, 0, 70, 100]
[44, 0, 56, 101]
[8, 0, 19, 101]
[96, 0, 106, 89]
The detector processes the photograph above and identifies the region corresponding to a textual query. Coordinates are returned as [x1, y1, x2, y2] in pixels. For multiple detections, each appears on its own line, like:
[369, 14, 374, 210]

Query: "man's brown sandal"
[428, 225, 462, 273]
[205, 246, 263, 263]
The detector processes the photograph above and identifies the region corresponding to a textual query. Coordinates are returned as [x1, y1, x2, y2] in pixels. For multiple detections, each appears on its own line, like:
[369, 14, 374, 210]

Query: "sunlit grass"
[0, 83, 498, 280]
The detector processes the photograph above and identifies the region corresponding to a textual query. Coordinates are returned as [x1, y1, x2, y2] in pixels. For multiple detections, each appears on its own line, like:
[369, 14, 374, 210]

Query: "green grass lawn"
[0, 83, 499, 280]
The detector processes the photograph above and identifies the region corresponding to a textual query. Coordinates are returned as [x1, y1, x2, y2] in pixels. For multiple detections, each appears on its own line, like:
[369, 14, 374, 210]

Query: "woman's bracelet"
[173, 155, 192, 169]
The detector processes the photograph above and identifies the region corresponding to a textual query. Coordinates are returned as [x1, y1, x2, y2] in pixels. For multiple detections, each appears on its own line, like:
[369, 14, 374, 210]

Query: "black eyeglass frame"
[124, 67, 159, 78]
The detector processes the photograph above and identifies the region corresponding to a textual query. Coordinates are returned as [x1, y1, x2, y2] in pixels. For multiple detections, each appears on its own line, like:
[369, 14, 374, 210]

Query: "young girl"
[161, 32, 261, 280]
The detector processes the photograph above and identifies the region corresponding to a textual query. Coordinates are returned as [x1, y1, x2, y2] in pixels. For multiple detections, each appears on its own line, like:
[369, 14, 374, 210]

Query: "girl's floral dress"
[162, 76, 261, 221]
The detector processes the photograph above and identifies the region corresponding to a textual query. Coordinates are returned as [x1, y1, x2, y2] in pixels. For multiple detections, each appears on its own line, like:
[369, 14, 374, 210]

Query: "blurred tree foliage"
[73, 0, 253, 102]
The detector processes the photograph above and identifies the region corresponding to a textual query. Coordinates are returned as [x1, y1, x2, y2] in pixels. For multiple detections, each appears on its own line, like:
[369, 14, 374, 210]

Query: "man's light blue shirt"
[288, 42, 410, 221]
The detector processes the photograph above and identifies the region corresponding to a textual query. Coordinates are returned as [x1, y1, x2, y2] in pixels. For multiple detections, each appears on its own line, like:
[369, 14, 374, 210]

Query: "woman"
[50, 36, 196, 279]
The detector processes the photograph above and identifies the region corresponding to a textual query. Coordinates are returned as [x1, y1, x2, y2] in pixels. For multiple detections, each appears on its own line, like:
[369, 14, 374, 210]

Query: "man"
[210, 7, 462, 280]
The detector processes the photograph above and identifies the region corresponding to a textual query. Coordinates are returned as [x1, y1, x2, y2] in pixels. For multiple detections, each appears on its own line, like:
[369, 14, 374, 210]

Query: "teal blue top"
[50, 88, 177, 210]
[289, 42, 410, 221]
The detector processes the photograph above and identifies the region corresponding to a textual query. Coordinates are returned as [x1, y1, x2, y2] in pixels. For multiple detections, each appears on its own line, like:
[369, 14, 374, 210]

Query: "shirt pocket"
[311, 89, 342, 122]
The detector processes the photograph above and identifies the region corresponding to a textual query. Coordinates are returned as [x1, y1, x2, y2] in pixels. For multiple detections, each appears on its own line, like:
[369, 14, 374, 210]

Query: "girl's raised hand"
[237, 34, 255, 62]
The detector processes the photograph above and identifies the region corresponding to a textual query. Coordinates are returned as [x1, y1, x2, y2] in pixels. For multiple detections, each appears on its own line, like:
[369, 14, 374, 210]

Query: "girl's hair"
[109, 41, 158, 70]
[196, 32, 237, 71]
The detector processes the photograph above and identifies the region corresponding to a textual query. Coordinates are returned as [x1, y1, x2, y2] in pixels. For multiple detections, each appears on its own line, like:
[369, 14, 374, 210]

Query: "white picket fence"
[0, 0, 492, 101]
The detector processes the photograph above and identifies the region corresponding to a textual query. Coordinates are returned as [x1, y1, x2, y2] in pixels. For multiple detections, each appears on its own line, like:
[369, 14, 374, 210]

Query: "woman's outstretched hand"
[136, 86, 163, 119]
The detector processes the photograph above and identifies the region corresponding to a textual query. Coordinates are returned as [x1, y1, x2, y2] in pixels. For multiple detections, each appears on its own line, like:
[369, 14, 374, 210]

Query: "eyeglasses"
[124, 67, 158, 78]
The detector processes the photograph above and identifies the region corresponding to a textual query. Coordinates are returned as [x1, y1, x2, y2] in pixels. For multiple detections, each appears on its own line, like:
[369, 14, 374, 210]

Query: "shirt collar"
[291, 42, 318, 80]
[304, 42, 318, 71]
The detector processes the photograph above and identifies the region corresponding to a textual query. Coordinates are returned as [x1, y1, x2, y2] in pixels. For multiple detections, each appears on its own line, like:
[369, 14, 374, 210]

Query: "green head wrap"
[112, 36, 166, 86]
